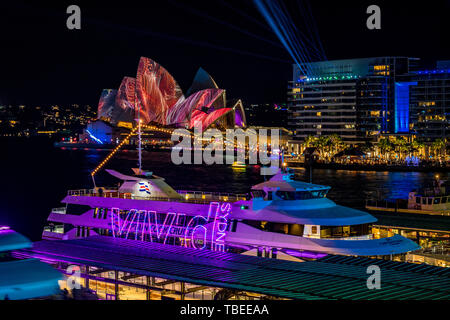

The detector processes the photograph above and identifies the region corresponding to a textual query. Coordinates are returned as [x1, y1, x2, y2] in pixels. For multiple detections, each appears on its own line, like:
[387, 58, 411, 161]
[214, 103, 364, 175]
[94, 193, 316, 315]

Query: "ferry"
[366, 178, 449, 216]
[42, 167, 420, 259]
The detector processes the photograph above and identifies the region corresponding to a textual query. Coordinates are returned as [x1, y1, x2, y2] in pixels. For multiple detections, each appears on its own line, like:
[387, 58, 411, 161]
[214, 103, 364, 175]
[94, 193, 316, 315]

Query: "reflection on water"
[293, 168, 443, 208]
[0, 138, 447, 241]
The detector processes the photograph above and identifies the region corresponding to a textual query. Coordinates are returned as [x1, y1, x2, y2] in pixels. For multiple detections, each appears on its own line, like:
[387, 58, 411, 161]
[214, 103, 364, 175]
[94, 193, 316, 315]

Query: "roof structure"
[185, 67, 219, 97]
[17, 236, 450, 300]
[0, 259, 63, 300]
[373, 212, 450, 232]
[0, 227, 62, 300]
[96, 57, 246, 132]
[251, 171, 330, 192]
[0, 227, 32, 252]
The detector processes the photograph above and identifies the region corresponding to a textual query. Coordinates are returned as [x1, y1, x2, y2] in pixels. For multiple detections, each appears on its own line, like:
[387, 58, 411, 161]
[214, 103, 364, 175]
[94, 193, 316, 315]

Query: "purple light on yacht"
[283, 249, 327, 259]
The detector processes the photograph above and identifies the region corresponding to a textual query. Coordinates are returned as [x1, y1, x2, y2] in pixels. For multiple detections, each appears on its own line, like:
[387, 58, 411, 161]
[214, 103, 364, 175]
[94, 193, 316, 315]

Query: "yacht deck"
[67, 188, 248, 204]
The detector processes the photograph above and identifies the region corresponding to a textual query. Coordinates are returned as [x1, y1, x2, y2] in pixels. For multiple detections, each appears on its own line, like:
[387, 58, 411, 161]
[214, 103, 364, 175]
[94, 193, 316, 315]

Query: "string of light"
[91, 124, 274, 177]
[91, 126, 138, 177]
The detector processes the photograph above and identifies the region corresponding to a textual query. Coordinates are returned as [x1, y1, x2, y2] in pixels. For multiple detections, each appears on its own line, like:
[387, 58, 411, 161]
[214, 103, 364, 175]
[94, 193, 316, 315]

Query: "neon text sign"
[110, 202, 231, 251]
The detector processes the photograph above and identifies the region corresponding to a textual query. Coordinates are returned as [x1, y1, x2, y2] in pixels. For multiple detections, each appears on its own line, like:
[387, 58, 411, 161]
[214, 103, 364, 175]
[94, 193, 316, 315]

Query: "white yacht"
[42, 167, 419, 260]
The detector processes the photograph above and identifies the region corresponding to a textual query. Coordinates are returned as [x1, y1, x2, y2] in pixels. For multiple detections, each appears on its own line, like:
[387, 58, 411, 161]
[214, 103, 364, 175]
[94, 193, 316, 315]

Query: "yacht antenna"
[136, 83, 142, 175]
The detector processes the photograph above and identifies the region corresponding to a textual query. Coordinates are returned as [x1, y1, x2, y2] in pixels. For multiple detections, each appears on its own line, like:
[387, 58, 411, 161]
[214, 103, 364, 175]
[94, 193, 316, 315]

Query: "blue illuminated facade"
[394, 82, 417, 133]
[288, 57, 416, 143]
[409, 61, 450, 141]
[288, 57, 450, 143]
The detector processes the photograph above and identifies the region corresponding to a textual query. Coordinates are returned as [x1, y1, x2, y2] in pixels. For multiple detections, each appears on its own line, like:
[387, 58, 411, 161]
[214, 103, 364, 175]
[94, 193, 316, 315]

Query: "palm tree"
[360, 141, 374, 153]
[409, 140, 425, 158]
[377, 138, 392, 160]
[431, 138, 446, 161]
[311, 136, 329, 159]
[329, 134, 344, 155]
[305, 135, 317, 148]
[393, 137, 408, 160]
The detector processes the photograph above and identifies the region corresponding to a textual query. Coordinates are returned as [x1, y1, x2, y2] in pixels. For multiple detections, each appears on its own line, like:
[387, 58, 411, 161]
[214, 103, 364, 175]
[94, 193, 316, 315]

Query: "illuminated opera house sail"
[97, 57, 246, 132]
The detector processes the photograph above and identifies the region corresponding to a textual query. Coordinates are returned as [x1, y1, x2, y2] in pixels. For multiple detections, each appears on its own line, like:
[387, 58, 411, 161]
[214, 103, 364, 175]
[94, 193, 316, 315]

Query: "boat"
[366, 178, 450, 216]
[41, 166, 420, 259]
[231, 161, 247, 171]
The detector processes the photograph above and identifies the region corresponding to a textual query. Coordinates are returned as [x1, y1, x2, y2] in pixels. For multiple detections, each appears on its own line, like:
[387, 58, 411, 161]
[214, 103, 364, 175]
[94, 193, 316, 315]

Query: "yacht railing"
[67, 188, 248, 204]
[323, 234, 374, 241]
[43, 225, 64, 234]
[176, 190, 248, 202]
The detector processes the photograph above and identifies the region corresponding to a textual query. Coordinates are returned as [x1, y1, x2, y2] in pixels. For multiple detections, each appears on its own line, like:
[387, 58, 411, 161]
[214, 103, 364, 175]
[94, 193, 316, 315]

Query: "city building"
[97, 57, 246, 133]
[409, 60, 450, 141]
[288, 57, 418, 144]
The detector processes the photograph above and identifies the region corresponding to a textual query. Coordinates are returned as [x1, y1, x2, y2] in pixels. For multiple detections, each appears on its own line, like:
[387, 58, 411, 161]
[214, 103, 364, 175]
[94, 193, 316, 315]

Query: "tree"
[305, 135, 316, 147]
[377, 138, 392, 160]
[392, 137, 408, 160]
[313, 136, 331, 159]
[431, 138, 446, 161]
[329, 134, 345, 155]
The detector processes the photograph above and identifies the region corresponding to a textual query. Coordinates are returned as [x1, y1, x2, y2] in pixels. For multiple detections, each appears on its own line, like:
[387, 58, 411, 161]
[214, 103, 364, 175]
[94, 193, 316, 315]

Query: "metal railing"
[177, 190, 248, 202]
[43, 225, 64, 234]
[323, 234, 374, 241]
[67, 188, 248, 204]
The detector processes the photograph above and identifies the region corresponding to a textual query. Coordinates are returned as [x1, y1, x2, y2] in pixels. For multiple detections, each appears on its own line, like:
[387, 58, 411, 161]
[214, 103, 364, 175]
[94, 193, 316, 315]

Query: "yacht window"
[288, 224, 304, 236]
[416, 197, 421, 204]
[422, 197, 427, 205]
[434, 198, 441, 204]
[275, 190, 327, 200]
[231, 220, 238, 232]
[267, 192, 273, 200]
[67, 204, 92, 215]
[428, 198, 432, 205]
[442, 197, 447, 204]
[251, 190, 266, 199]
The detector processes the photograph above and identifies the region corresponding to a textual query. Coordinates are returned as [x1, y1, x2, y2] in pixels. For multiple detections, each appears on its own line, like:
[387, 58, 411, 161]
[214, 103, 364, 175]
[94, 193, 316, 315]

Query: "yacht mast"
[138, 116, 142, 174]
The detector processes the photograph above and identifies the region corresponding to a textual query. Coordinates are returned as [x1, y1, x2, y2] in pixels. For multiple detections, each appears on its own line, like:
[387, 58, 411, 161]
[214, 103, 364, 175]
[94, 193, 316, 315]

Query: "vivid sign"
[110, 202, 230, 252]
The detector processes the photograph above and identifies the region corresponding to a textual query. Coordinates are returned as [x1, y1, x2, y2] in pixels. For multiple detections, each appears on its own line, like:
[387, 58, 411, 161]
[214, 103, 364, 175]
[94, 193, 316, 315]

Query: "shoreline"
[287, 161, 449, 173]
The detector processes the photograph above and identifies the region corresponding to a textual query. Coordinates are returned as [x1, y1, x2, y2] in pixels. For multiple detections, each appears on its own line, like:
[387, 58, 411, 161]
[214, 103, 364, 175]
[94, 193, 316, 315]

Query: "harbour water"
[1, 137, 447, 241]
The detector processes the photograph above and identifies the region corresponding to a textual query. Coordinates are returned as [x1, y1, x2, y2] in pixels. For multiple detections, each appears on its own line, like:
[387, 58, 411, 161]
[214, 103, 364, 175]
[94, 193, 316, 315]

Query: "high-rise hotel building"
[409, 60, 450, 142]
[288, 57, 420, 143]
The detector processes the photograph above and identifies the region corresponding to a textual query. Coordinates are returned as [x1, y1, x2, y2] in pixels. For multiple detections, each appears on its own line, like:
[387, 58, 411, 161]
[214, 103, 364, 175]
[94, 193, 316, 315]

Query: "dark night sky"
[0, 0, 449, 107]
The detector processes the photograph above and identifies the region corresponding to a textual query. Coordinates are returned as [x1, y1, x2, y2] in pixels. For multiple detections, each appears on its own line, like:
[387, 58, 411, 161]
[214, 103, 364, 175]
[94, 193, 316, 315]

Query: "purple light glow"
[283, 249, 327, 260]
[109, 202, 231, 252]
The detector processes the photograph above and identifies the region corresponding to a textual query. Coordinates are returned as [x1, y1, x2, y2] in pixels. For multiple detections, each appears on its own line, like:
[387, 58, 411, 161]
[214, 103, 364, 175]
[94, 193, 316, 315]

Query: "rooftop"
[17, 236, 450, 300]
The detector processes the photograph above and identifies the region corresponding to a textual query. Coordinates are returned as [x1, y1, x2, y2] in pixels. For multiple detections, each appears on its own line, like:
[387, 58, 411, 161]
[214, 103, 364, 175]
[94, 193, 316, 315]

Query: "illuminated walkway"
[16, 236, 450, 300]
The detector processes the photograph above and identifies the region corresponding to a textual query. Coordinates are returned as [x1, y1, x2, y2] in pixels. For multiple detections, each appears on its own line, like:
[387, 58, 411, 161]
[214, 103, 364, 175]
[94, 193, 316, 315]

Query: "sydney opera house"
[97, 57, 246, 132]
